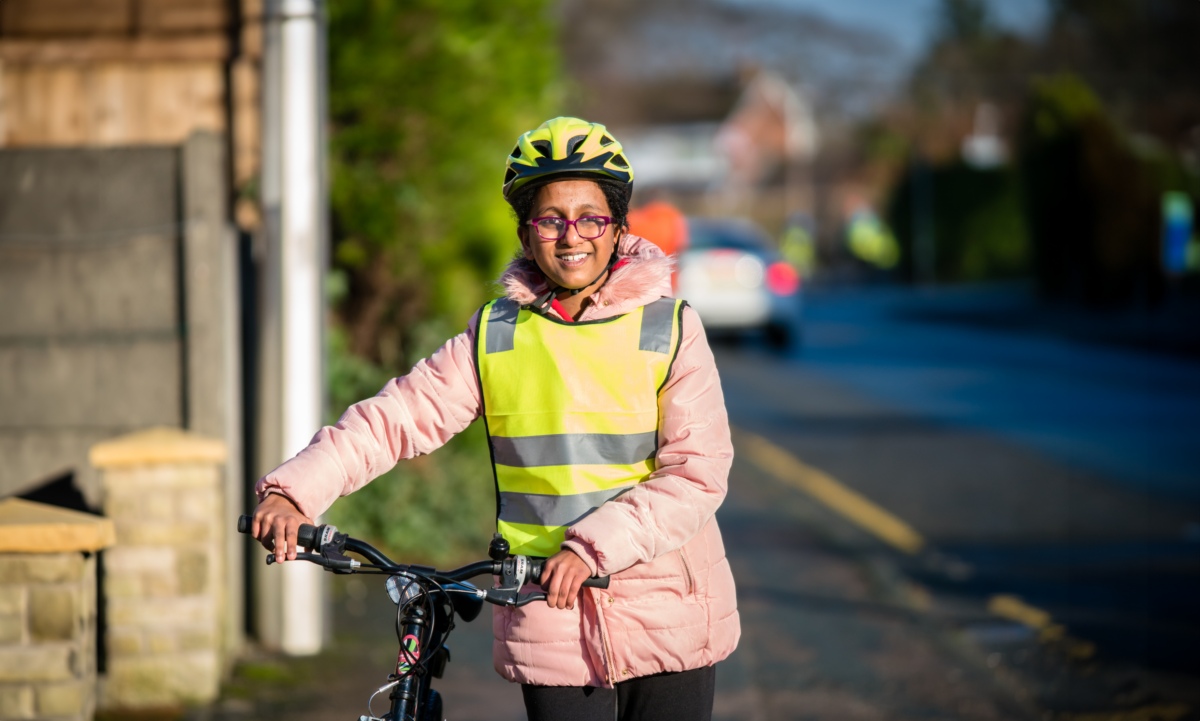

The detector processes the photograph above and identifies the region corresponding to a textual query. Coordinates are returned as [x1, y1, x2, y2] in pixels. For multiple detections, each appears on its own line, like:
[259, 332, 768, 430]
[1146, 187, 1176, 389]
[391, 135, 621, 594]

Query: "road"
[199, 285, 1200, 721]
[711, 284, 1200, 719]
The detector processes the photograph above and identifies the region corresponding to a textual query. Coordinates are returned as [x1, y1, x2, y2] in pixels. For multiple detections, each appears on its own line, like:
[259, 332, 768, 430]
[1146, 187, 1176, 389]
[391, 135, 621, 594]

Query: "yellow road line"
[987, 594, 1051, 629]
[987, 594, 1090, 652]
[733, 427, 926, 554]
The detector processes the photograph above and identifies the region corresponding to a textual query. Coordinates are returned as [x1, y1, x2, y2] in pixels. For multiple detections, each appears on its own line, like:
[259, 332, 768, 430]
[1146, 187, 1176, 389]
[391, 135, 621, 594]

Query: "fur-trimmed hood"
[496, 234, 674, 319]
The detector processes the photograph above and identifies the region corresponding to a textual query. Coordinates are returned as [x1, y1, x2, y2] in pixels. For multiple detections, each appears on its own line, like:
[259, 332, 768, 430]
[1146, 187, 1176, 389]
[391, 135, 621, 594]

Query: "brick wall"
[1, 132, 247, 669]
[0, 554, 95, 720]
[91, 428, 227, 709]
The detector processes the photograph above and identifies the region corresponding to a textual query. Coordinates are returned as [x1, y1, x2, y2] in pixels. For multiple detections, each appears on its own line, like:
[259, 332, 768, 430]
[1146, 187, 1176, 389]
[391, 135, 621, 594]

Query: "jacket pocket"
[677, 548, 695, 596]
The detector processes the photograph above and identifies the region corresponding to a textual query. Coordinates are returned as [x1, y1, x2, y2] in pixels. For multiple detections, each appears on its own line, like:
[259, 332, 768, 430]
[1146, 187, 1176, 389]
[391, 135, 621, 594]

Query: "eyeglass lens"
[534, 217, 608, 240]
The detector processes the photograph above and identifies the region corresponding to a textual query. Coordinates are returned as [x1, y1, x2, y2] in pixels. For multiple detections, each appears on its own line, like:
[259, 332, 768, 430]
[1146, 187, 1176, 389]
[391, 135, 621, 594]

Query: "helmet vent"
[510, 145, 522, 160]
[504, 168, 516, 183]
[530, 140, 552, 157]
[602, 135, 615, 145]
[611, 154, 629, 169]
[566, 135, 587, 154]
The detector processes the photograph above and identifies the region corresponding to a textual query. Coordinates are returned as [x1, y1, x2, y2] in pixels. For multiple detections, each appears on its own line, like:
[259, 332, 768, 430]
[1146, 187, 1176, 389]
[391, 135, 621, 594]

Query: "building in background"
[613, 70, 821, 265]
[713, 71, 819, 219]
[559, 0, 901, 258]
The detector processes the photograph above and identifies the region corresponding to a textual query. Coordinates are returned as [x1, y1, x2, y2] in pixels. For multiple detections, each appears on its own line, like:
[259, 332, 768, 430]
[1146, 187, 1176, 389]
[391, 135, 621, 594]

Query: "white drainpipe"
[261, 0, 328, 656]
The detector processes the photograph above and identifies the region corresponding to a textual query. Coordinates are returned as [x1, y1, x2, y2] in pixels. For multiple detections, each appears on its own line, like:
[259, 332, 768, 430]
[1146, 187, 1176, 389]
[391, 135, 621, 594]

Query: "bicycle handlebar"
[524, 558, 610, 589]
[237, 515, 610, 590]
[237, 515, 319, 550]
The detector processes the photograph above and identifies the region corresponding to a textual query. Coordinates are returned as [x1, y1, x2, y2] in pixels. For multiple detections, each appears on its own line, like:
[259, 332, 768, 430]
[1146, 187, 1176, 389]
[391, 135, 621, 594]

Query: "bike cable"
[390, 574, 457, 690]
[367, 678, 400, 719]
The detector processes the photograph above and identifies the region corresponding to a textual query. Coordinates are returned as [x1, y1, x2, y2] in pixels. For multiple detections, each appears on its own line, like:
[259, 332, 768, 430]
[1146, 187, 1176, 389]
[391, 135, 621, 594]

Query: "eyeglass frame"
[527, 215, 614, 241]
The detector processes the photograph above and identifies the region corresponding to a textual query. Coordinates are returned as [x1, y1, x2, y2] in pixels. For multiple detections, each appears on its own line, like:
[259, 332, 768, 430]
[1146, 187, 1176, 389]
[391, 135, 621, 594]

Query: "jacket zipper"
[602, 624, 618, 684]
[596, 590, 619, 684]
[678, 548, 694, 595]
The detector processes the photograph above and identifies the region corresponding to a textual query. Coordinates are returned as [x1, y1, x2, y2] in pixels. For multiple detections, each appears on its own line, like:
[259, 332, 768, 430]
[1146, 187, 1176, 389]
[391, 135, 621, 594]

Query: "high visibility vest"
[475, 297, 686, 557]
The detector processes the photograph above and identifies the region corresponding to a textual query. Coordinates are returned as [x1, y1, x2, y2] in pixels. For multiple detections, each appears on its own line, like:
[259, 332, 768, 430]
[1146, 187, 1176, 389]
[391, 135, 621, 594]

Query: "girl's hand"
[251, 493, 314, 562]
[540, 549, 591, 610]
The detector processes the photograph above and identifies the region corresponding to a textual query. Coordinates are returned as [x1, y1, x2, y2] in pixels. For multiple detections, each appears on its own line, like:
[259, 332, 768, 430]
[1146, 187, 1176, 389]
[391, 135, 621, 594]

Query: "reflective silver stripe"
[638, 298, 676, 353]
[492, 431, 656, 468]
[499, 486, 635, 528]
[485, 298, 520, 354]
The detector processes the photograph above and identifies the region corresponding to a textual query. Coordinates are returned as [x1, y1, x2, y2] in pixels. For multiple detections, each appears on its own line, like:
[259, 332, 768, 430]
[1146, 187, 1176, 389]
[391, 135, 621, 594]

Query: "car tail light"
[766, 262, 800, 296]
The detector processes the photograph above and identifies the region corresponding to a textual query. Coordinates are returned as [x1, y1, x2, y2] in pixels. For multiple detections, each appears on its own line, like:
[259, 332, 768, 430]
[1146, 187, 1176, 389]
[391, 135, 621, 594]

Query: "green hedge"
[887, 161, 1031, 283]
[885, 73, 1199, 299]
[1016, 74, 1199, 305]
[319, 0, 562, 564]
[323, 327, 496, 565]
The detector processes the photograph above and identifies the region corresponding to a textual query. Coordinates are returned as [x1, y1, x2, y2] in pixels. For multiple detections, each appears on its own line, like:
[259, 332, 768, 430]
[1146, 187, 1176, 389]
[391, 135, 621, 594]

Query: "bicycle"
[236, 515, 610, 721]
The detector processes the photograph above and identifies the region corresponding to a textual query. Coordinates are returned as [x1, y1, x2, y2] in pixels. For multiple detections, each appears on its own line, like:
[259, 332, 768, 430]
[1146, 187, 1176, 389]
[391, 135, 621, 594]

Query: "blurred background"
[1, 0, 1198, 719]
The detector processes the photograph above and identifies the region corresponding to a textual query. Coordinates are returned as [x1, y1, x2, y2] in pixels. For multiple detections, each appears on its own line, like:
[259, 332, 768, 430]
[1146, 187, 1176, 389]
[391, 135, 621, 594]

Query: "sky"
[723, 0, 1051, 65]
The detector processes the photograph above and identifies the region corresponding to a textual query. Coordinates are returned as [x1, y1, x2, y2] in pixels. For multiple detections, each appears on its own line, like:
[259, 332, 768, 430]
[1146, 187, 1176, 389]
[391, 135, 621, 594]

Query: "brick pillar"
[89, 427, 227, 709]
[0, 498, 115, 721]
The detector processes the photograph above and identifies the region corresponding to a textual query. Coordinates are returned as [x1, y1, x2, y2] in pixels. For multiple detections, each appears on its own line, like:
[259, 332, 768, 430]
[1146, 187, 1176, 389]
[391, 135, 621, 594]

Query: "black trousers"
[521, 665, 716, 721]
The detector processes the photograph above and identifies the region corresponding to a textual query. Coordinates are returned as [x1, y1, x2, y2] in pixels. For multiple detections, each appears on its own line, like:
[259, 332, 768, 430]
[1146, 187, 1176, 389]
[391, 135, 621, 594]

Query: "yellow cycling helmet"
[502, 117, 634, 201]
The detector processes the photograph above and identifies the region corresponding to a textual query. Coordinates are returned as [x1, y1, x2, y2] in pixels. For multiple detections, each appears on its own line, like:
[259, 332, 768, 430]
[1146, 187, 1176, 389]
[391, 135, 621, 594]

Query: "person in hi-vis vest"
[250, 118, 739, 721]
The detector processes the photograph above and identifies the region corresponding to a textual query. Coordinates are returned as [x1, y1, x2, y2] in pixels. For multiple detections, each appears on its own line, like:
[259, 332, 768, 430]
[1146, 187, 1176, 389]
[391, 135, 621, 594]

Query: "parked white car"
[677, 217, 802, 349]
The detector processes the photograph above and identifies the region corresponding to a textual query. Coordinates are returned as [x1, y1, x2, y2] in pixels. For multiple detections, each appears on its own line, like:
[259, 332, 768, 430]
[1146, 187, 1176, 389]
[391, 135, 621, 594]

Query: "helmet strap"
[530, 251, 619, 314]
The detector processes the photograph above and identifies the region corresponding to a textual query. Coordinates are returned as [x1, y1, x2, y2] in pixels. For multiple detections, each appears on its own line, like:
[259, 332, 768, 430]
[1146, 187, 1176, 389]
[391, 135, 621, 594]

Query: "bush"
[1015, 73, 1194, 306]
[329, 0, 562, 366]
[323, 327, 496, 565]
[887, 161, 1031, 283]
[320, 0, 563, 562]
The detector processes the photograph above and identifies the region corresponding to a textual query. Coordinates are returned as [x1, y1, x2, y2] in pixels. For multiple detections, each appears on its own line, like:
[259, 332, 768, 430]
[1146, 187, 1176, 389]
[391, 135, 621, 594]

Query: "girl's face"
[519, 180, 617, 291]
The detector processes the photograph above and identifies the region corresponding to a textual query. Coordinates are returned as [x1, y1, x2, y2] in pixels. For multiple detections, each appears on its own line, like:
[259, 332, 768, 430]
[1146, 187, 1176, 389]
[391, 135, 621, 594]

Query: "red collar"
[550, 297, 574, 322]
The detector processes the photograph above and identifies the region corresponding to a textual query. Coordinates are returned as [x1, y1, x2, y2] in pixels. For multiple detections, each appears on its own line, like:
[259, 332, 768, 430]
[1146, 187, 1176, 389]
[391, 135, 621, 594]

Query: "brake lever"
[515, 592, 547, 607]
[264, 525, 362, 572]
[316, 526, 359, 574]
[266, 551, 360, 571]
[483, 554, 532, 606]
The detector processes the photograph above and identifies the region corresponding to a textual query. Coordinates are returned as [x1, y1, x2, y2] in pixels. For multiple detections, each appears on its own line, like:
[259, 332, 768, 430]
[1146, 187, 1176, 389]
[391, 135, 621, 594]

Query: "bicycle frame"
[375, 569, 471, 720]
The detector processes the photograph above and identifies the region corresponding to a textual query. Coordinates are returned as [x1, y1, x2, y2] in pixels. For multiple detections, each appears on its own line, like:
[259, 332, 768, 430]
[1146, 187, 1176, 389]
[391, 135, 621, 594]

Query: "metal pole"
[254, 0, 285, 654]
[260, 0, 328, 656]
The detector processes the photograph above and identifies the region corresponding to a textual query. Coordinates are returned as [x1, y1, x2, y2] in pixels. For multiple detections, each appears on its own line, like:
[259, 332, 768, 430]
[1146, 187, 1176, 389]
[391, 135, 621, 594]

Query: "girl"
[251, 117, 739, 721]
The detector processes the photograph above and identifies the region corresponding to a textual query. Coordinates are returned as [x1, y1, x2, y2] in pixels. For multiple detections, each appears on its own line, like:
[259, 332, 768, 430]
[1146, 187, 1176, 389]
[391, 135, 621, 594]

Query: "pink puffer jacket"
[257, 235, 740, 688]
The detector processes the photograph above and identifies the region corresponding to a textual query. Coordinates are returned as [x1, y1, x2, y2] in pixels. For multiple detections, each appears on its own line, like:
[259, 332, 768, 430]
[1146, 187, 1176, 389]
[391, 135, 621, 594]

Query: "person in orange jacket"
[626, 199, 689, 290]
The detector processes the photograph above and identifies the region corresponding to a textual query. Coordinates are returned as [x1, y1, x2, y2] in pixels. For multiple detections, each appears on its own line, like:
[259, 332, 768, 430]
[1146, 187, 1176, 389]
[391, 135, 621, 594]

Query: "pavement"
[189, 284, 1200, 721]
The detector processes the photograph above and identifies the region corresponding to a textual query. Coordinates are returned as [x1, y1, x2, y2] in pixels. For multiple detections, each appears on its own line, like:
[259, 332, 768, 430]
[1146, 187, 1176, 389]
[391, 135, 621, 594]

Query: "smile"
[557, 252, 589, 266]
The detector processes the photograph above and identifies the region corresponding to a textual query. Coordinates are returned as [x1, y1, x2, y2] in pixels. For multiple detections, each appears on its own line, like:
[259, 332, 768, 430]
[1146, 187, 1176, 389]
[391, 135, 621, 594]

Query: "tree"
[1041, 0, 1200, 144]
[322, 0, 563, 563]
[329, 0, 562, 369]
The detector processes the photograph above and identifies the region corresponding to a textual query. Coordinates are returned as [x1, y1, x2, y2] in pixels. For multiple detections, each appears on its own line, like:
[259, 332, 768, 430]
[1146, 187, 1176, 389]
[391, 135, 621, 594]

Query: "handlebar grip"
[296, 523, 318, 549]
[527, 558, 610, 589]
[241, 516, 319, 551]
